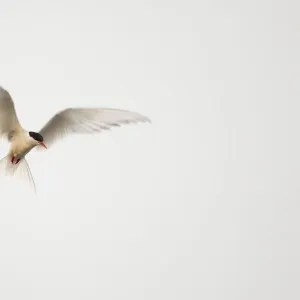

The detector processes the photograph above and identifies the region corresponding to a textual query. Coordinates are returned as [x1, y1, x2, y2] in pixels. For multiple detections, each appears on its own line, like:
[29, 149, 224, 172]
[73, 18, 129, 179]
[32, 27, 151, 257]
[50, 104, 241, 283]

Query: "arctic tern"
[0, 86, 150, 191]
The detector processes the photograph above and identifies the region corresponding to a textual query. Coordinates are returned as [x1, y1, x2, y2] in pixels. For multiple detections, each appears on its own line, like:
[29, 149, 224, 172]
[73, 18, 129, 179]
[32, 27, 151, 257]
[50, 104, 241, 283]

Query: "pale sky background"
[0, 0, 298, 299]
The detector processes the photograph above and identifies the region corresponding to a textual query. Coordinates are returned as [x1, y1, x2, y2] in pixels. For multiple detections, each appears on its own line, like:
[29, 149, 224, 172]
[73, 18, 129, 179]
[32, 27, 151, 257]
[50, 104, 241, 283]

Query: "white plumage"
[39, 107, 150, 149]
[0, 86, 150, 191]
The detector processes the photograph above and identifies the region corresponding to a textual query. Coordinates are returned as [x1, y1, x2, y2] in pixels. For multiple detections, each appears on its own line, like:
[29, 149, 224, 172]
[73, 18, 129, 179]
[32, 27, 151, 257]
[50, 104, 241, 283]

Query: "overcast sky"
[0, 0, 299, 299]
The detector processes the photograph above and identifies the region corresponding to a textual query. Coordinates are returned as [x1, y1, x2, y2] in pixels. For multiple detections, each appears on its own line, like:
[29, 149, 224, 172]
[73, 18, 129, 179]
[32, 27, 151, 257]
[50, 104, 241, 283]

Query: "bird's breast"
[9, 140, 35, 158]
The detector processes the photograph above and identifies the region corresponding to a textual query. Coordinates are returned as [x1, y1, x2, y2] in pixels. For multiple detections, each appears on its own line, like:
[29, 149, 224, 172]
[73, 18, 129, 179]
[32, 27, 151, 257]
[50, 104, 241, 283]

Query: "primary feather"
[39, 108, 150, 148]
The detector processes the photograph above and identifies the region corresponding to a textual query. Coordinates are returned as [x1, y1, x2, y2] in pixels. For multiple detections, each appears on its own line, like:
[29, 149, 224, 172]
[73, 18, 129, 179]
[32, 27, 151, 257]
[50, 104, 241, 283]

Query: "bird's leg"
[15, 158, 21, 164]
[11, 156, 15, 164]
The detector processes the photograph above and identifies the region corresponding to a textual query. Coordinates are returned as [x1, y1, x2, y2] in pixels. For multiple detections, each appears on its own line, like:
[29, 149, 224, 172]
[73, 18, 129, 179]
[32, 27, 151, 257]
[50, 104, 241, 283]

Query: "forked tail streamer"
[0, 155, 36, 192]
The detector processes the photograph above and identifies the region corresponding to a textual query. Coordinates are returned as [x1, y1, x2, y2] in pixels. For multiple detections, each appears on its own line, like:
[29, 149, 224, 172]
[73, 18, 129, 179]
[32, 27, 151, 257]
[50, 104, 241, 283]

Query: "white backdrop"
[0, 0, 299, 299]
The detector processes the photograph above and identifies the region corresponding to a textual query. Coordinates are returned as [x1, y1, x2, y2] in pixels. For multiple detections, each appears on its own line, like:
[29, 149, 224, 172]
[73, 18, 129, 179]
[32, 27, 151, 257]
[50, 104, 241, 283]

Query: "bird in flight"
[0, 86, 150, 191]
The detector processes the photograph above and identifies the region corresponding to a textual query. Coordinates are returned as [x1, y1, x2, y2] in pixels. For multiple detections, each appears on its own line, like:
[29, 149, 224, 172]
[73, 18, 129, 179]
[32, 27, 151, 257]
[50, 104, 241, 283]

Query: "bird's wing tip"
[138, 115, 151, 124]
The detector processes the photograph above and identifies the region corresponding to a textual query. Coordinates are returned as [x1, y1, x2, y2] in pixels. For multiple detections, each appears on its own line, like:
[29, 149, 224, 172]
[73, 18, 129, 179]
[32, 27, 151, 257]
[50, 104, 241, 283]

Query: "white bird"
[0, 86, 150, 191]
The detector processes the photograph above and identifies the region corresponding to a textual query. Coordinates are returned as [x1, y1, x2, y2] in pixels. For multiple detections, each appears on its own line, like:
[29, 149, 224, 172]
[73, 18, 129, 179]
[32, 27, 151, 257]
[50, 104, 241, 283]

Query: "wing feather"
[0, 87, 22, 140]
[39, 108, 150, 148]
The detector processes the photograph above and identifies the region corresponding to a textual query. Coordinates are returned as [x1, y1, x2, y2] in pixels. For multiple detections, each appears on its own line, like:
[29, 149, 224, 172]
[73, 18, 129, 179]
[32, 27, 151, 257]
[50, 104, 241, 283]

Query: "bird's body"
[8, 130, 36, 160]
[0, 86, 150, 191]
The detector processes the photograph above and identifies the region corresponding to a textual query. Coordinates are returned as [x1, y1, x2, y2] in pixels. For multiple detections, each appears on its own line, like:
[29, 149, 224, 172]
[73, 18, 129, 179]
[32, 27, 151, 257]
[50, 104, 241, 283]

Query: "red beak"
[39, 142, 47, 149]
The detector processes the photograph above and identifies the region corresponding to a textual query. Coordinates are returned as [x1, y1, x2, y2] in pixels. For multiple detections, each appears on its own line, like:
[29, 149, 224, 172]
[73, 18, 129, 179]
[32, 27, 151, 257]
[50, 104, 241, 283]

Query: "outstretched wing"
[0, 87, 22, 140]
[38, 108, 150, 148]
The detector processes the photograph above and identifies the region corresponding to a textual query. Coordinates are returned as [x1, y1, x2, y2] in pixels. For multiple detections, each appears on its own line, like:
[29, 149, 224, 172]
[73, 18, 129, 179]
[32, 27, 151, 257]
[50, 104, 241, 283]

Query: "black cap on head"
[29, 131, 44, 142]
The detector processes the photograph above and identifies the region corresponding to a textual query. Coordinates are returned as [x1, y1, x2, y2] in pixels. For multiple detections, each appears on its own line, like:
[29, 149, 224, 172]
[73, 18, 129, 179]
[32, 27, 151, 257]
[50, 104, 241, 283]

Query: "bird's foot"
[11, 156, 21, 164]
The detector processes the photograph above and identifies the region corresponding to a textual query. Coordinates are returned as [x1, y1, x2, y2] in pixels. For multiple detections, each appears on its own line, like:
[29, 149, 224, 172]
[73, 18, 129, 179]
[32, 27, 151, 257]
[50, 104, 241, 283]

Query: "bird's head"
[28, 131, 47, 149]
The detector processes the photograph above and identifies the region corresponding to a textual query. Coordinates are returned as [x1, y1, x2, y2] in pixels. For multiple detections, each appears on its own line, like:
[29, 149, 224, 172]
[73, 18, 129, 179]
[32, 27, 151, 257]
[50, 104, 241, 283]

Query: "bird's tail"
[0, 155, 36, 192]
